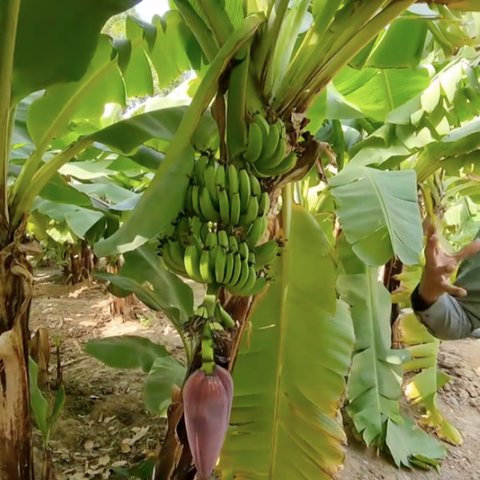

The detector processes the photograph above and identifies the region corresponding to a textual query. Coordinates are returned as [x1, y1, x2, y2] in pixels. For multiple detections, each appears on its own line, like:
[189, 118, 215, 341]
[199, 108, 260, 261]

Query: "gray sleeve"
[415, 294, 477, 340]
[413, 239, 480, 340]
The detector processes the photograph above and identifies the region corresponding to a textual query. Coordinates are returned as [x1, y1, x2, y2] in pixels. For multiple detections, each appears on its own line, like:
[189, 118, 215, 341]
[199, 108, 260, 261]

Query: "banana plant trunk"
[0, 231, 35, 480]
[153, 296, 252, 480]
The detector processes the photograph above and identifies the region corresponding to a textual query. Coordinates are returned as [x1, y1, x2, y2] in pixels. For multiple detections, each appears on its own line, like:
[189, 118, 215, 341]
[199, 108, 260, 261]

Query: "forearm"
[411, 286, 475, 340]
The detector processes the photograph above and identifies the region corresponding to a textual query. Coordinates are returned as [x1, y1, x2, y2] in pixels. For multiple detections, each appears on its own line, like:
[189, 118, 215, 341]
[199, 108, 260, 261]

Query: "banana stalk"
[0, 0, 21, 234]
[291, 0, 417, 114]
[226, 46, 251, 160]
[265, 0, 310, 99]
[254, 0, 290, 82]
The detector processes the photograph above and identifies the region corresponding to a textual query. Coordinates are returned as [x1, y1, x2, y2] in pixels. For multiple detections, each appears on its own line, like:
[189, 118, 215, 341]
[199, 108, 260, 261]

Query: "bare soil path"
[29, 269, 480, 479]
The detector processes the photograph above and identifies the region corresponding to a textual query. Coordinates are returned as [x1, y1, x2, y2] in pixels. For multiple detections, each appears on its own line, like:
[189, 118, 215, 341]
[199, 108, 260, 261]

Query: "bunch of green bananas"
[158, 155, 282, 296]
[185, 155, 269, 228]
[244, 114, 296, 177]
[160, 218, 279, 296]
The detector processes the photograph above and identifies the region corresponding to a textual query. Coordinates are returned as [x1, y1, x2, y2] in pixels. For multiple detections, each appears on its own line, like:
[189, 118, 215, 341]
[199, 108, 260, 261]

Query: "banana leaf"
[220, 203, 354, 479]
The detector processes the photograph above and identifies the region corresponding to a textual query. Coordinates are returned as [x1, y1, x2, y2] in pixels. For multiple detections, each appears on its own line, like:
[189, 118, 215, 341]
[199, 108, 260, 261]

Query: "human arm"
[411, 224, 480, 340]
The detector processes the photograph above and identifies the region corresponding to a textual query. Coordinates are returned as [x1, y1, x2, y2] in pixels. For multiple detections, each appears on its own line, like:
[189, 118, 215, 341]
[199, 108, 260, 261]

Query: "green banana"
[258, 136, 286, 173]
[261, 120, 281, 159]
[199, 249, 212, 283]
[263, 151, 297, 177]
[191, 185, 202, 217]
[238, 241, 249, 260]
[258, 192, 271, 217]
[161, 249, 184, 275]
[217, 230, 229, 249]
[249, 174, 261, 197]
[230, 258, 250, 291]
[255, 239, 279, 269]
[238, 168, 251, 212]
[176, 216, 190, 245]
[228, 235, 239, 254]
[244, 121, 263, 164]
[209, 245, 219, 270]
[227, 164, 239, 195]
[214, 303, 236, 329]
[218, 188, 230, 225]
[205, 231, 218, 250]
[246, 215, 267, 247]
[168, 240, 186, 268]
[230, 192, 241, 225]
[240, 196, 259, 226]
[204, 161, 219, 207]
[200, 223, 210, 243]
[185, 185, 194, 214]
[215, 247, 227, 283]
[163, 241, 186, 274]
[231, 264, 257, 296]
[184, 244, 203, 282]
[189, 216, 202, 237]
[194, 155, 209, 184]
[199, 187, 220, 222]
[191, 233, 204, 252]
[223, 252, 235, 283]
[216, 164, 226, 191]
[253, 113, 270, 142]
[228, 253, 243, 286]
[249, 276, 269, 295]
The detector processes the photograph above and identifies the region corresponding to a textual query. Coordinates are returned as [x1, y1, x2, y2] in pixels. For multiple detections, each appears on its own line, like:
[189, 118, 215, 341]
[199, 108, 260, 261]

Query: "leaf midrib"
[366, 267, 384, 438]
[269, 238, 290, 480]
[366, 169, 395, 255]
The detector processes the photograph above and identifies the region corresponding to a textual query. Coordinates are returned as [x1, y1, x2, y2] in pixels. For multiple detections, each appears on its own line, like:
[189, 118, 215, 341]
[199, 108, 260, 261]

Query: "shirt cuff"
[411, 284, 434, 312]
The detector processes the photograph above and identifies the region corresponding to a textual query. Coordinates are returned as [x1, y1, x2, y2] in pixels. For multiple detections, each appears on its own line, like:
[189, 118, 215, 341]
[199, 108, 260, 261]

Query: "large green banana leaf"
[220, 203, 354, 479]
[330, 166, 423, 266]
[11, 0, 140, 101]
[337, 239, 404, 446]
[338, 239, 445, 468]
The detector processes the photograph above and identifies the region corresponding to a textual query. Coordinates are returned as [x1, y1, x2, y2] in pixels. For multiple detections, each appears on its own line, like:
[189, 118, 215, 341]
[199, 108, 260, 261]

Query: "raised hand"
[419, 222, 480, 306]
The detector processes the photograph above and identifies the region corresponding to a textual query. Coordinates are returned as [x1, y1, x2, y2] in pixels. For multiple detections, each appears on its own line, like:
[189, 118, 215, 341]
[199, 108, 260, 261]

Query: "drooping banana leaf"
[399, 312, 463, 445]
[338, 238, 445, 468]
[220, 203, 354, 479]
[11, 0, 141, 101]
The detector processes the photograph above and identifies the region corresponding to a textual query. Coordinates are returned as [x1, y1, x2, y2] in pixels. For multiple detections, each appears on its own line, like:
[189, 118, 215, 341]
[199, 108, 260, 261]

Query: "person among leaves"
[411, 222, 480, 339]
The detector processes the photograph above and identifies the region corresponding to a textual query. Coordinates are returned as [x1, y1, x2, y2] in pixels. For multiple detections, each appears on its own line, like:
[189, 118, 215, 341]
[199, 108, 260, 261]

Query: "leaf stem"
[195, 0, 233, 46]
[255, 0, 290, 84]
[280, 0, 416, 115]
[0, 0, 21, 230]
[174, 0, 218, 61]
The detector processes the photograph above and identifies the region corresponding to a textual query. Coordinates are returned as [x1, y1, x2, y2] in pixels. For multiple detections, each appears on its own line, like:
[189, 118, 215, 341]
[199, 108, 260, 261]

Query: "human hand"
[419, 222, 480, 306]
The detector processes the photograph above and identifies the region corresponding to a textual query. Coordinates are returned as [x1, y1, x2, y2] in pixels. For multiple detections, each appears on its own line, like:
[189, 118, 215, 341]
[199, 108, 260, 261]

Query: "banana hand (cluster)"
[186, 158, 269, 229]
[158, 152, 282, 297]
[244, 115, 296, 177]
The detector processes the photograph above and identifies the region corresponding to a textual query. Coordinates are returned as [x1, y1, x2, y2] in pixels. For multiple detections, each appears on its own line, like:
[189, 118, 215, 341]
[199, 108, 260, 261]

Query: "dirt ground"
[30, 269, 480, 479]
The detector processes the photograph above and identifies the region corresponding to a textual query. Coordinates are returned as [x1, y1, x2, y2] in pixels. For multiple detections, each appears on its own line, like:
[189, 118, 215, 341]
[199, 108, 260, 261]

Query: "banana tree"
[85, 2, 480, 479]
[0, 0, 214, 476]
